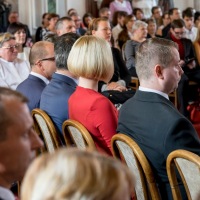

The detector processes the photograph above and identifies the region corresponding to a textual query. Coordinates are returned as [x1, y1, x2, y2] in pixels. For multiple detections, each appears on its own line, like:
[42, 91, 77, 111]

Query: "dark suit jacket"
[98, 47, 131, 91]
[117, 90, 200, 200]
[40, 73, 77, 141]
[16, 74, 47, 111]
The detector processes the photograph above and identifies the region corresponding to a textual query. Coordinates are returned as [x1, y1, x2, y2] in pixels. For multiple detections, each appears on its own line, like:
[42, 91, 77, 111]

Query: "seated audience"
[162, 8, 181, 38]
[0, 87, 43, 200]
[166, 19, 200, 116]
[146, 18, 160, 38]
[117, 37, 200, 200]
[182, 7, 198, 42]
[99, 7, 111, 21]
[82, 12, 93, 30]
[88, 17, 131, 92]
[68, 36, 118, 155]
[21, 148, 135, 200]
[55, 16, 76, 36]
[132, 0, 157, 18]
[42, 13, 59, 40]
[40, 33, 79, 142]
[0, 33, 30, 89]
[133, 8, 145, 21]
[16, 41, 56, 111]
[109, 0, 132, 21]
[194, 25, 200, 66]
[69, 12, 86, 36]
[117, 14, 136, 50]
[7, 11, 32, 47]
[125, 20, 147, 77]
[35, 13, 50, 42]
[112, 11, 127, 45]
[151, 6, 163, 27]
[156, 12, 170, 36]
[194, 11, 200, 28]
[7, 22, 30, 61]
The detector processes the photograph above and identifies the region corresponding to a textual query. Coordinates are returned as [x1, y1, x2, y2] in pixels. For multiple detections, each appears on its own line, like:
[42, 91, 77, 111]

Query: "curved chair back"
[167, 149, 200, 200]
[31, 108, 62, 153]
[62, 119, 96, 150]
[111, 133, 161, 200]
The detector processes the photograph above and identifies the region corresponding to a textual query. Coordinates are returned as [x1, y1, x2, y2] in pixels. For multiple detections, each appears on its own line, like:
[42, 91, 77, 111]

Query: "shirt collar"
[139, 86, 169, 100]
[30, 72, 49, 84]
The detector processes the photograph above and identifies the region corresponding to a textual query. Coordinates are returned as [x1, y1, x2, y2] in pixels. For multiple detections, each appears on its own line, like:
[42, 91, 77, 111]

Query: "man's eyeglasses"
[39, 57, 55, 62]
[1, 44, 19, 51]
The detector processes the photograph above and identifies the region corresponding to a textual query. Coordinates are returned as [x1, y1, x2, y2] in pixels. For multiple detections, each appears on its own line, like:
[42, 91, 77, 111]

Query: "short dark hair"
[54, 33, 79, 70]
[195, 11, 200, 22]
[151, 6, 160, 14]
[99, 7, 109, 17]
[168, 8, 178, 16]
[55, 16, 73, 30]
[48, 13, 59, 20]
[171, 19, 185, 29]
[7, 22, 26, 35]
[0, 87, 28, 141]
[133, 8, 144, 16]
[182, 8, 194, 18]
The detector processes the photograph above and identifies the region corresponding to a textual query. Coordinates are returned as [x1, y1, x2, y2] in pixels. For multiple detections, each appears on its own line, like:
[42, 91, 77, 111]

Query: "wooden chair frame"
[32, 108, 62, 153]
[111, 134, 161, 200]
[167, 149, 200, 200]
[62, 119, 96, 150]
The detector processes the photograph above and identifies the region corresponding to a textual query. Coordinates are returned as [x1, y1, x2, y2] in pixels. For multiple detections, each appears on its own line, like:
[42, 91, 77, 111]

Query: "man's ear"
[155, 64, 164, 79]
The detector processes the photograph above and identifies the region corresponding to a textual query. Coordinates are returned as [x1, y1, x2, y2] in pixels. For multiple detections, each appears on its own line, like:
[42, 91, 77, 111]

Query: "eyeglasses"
[1, 44, 19, 51]
[39, 57, 55, 62]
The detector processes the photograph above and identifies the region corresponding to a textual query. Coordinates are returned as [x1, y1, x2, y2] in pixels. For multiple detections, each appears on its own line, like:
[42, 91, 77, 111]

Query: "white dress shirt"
[185, 27, 198, 42]
[0, 58, 30, 90]
[0, 186, 15, 200]
[139, 86, 169, 100]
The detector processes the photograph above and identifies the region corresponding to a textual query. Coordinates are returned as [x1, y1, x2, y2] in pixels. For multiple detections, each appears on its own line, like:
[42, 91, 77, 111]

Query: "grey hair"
[132, 20, 148, 32]
[0, 32, 15, 47]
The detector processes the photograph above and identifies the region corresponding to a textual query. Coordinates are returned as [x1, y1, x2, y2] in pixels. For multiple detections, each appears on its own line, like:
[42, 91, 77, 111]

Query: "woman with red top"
[68, 35, 118, 155]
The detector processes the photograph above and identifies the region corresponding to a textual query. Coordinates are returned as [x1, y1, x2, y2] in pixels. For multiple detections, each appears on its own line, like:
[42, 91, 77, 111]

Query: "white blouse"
[0, 58, 30, 90]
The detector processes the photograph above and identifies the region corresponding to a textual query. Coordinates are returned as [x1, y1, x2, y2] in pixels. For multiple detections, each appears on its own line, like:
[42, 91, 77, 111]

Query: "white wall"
[174, 0, 194, 11]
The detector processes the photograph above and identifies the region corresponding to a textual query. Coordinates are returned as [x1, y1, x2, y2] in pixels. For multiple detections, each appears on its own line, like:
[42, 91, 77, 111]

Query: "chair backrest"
[31, 108, 62, 153]
[62, 119, 96, 150]
[111, 133, 161, 200]
[167, 149, 200, 200]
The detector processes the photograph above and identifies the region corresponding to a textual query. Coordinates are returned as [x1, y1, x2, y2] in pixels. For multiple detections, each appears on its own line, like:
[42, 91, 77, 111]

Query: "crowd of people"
[0, 0, 200, 200]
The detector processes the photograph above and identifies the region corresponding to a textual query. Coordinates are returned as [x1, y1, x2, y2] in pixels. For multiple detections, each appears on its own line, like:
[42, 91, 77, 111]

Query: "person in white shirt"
[0, 32, 30, 89]
[182, 8, 198, 42]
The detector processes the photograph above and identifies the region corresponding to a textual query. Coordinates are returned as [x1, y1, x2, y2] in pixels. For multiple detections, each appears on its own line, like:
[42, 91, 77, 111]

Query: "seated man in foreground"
[0, 87, 43, 199]
[117, 38, 200, 200]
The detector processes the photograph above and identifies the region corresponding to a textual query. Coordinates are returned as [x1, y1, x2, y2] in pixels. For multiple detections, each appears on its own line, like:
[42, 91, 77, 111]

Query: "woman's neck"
[17, 44, 23, 53]
[78, 77, 98, 91]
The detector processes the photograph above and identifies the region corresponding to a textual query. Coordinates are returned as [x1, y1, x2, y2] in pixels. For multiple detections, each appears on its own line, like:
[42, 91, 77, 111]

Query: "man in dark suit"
[117, 38, 200, 200]
[16, 41, 56, 111]
[40, 33, 79, 142]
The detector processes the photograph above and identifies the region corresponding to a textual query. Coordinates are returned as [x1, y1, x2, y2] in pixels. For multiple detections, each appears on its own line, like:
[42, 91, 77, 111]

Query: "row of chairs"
[31, 108, 200, 200]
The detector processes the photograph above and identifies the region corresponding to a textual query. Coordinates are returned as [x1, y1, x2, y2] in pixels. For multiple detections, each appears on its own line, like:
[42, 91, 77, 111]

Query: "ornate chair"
[31, 108, 63, 153]
[62, 119, 96, 150]
[167, 149, 200, 200]
[111, 133, 161, 200]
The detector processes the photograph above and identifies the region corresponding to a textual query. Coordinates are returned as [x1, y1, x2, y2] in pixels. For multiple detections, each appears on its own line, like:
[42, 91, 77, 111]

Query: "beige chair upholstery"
[62, 119, 96, 150]
[111, 134, 161, 200]
[167, 149, 200, 200]
[31, 108, 62, 153]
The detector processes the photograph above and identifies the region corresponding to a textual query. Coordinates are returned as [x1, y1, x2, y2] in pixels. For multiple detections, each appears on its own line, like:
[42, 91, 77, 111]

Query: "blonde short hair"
[68, 35, 114, 83]
[21, 148, 135, 200]
[0, 32, 15, 47]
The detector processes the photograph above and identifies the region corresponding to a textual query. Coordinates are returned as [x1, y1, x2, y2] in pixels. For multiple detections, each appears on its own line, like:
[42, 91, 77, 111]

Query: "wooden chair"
[31, 108, 63, 153]
[167, 149, 200, 200]
[130, 76, 139, 90]
[62, 119, 96, 150]
[111, 134, 161, 200]
[169, 90, 178, 108]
